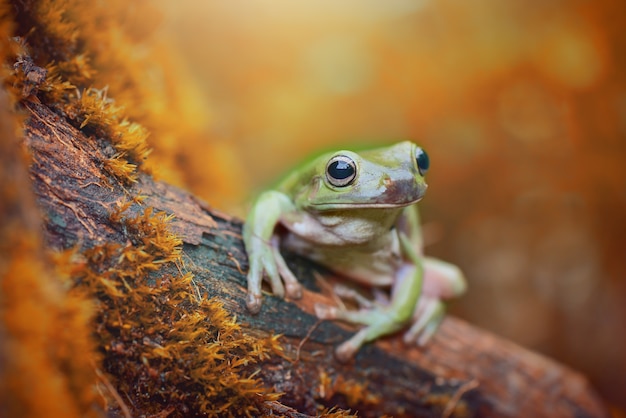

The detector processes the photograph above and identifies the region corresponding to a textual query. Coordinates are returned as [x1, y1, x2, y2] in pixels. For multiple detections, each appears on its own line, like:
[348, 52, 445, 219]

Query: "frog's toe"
[270, 282, 285, 298]
[333, 285, 375, 309]
[266, 270, 285, 298]
[314, 303, 339, 319]
[403, 321, 430, 346]
[246, 292, 263, 314]
[285, 281, 303, 300]
[335, 341, 358, 363]
[272, 243, 303, 299]
[416, 320, 440, 346]
[403, 299, 445, 345]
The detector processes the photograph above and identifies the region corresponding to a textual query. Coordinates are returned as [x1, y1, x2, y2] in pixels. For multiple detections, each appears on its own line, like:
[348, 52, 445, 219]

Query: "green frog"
[243, 141, 466, 361]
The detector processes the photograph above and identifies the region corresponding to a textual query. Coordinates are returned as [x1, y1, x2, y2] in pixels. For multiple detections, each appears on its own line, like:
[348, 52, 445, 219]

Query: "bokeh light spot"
[535, 23, 605, 89]
[303, 36, 375, 95]
[498, 80, 562, 145]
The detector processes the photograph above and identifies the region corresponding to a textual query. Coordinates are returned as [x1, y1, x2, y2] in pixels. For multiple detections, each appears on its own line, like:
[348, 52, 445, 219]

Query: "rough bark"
[23, 99, 608, 418]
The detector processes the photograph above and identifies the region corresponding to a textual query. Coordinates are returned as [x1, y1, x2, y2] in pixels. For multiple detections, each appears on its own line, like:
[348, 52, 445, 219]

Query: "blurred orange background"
[154, 0, 625, 410]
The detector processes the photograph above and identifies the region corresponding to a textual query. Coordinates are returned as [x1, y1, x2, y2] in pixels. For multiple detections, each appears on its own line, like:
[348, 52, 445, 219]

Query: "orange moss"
[10, 0, 246, 209]
[66, 204, 284, 417]
[317, 407, 360, 418]
[316, 370, 381, 412]
[2, 1, 289, 415]
[69, 88, 151, 161]
[0, 242, 101, 418]
[0, 19, 101, 413]
[103, 154, 139, 184]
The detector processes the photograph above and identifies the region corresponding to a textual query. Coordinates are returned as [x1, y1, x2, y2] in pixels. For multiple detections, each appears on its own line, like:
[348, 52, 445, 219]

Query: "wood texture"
[24, 100, 608, 418]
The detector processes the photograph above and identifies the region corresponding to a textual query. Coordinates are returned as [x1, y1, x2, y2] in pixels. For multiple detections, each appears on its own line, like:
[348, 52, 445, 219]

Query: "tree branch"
[24, 100, 607, 417]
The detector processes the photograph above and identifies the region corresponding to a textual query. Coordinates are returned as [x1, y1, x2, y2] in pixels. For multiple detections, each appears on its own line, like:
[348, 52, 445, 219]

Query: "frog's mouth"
[310, 198, 422, 210]
[309, 179, 427, 210]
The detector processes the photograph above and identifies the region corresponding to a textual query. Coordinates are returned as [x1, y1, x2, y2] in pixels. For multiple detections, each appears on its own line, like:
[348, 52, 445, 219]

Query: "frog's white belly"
[281, 226, 403, 287]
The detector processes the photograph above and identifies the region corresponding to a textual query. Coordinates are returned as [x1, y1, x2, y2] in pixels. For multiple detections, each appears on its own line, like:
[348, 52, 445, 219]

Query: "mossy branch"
[21, 93, 609, 417]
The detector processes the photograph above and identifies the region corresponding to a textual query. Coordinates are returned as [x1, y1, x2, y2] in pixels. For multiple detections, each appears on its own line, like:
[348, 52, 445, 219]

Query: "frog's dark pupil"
[416, 148, 430, 175]
[328, 160, 354, 180]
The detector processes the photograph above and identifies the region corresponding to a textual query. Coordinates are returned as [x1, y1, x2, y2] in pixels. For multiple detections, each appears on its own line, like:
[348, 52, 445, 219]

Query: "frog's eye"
[415, 147, 429, 176]
[326, 155, 357, 187]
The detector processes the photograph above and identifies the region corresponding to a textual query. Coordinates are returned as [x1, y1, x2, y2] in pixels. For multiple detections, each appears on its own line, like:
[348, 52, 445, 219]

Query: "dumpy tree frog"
[243, 141, 466, 361]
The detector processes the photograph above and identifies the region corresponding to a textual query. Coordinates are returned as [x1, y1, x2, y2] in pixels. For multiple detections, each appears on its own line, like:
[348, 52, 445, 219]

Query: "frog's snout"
[381, 177, 427, 205]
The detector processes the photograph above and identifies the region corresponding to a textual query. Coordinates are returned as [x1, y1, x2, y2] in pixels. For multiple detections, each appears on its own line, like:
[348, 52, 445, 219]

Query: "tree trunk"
[22, 98, 607, 418]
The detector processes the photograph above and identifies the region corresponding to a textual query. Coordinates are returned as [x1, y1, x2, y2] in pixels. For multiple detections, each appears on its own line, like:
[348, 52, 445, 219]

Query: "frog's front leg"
[243, 190, 303, 313]
[316, 262, 422, 362]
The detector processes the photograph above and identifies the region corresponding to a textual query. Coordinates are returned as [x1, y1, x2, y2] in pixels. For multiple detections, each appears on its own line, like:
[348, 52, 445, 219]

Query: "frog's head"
[295, 141, 429, 211]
